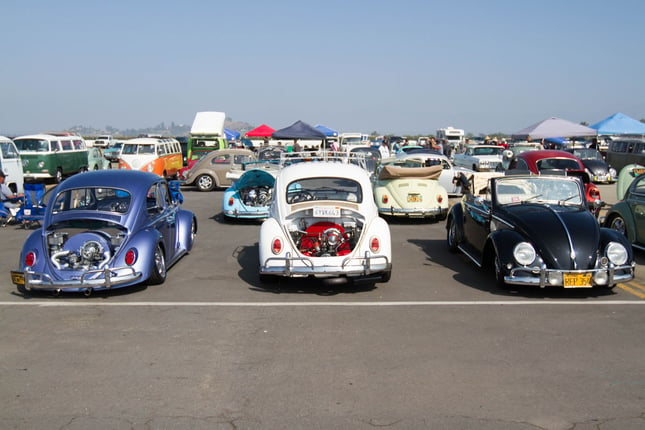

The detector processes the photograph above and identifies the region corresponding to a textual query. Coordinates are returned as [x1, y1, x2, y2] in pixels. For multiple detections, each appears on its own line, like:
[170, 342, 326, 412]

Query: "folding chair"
[0, 200, 11, 227]
[16, 183, 47, 228]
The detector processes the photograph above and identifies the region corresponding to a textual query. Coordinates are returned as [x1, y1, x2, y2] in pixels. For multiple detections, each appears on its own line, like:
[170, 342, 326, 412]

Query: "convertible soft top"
[378, 164, 442, 180]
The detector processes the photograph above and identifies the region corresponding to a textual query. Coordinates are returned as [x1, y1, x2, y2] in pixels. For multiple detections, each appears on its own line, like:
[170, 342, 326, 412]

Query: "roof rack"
[279, 151, 367, 169]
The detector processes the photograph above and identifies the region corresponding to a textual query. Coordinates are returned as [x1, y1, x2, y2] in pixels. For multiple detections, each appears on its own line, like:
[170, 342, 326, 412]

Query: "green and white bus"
[14, 133, 88, 183]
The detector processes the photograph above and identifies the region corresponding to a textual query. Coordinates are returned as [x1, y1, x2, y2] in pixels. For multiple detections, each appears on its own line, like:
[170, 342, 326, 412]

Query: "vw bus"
[0, 136, 24, 193]
[14, 133, 88, 183]
[118, 137, 183, 179]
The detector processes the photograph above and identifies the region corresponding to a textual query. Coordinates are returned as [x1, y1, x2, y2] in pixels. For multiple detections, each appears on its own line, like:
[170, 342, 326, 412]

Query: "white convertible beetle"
[259, 154, 392, 283]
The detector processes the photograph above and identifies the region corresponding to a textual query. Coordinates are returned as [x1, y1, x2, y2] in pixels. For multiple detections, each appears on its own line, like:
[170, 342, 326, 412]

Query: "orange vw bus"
[118, 137, 183, 179]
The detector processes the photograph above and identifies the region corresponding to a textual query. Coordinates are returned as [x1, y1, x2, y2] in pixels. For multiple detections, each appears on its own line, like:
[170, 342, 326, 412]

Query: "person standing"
[329, 139, 339, 152]
[379, 140, 390, 158]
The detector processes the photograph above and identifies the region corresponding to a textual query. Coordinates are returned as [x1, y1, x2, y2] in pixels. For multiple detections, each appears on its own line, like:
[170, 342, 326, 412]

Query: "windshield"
[14, 138, 50, 152]
[51, 187, 132, 214]
[495, 177, 583, 206]
[472, 147, 503, 156]
[572, 149, 602, 160]
[536, 158, 580, 171]
[0, 142, 19, 158]
[286, 177, 362, 204]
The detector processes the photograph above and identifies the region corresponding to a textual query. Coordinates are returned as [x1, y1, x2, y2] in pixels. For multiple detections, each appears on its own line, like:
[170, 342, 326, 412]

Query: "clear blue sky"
[2, 0, 644, 136]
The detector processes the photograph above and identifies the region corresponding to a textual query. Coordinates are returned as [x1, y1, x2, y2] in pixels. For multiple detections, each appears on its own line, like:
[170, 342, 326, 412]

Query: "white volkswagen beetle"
[259, 157, 392, 283]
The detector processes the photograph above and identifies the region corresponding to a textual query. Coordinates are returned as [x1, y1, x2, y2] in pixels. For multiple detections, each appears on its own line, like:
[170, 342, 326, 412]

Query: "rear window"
[51, 187, 131, 214]
[286, 177, 362, 204]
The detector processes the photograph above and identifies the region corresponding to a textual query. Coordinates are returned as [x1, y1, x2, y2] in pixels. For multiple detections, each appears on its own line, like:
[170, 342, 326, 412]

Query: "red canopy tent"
[245, 124, 275, 137]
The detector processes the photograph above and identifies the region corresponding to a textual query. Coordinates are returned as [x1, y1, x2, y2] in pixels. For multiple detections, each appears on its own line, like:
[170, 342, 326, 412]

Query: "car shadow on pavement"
[235, 243, 378, 296]
[380, 216, 446, 225]
[212, 212, 265, 225]
[10, 283, 148, 300]
[409, 238, 617, 299]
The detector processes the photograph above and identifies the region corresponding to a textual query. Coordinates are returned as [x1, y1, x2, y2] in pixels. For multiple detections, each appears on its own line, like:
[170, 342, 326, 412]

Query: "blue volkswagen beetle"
[221, 165, 277, 220]
[11, 170, 197, 295]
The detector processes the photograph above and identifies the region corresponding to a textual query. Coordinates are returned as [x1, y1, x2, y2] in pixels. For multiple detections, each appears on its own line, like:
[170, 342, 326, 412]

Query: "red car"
[505, 150, 602, 215]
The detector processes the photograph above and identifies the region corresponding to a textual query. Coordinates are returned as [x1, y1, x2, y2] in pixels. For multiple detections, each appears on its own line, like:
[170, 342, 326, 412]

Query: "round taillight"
[382, 195, 389, 204]
[125, 249, 137, 266]
[228, 197, 234, 206]
[437, 195, 443, 203]
[589, 187, 600, 198]
[25, 251, 36, 267]
[272, 238, 282, 254]
[370, 237, 380, 253]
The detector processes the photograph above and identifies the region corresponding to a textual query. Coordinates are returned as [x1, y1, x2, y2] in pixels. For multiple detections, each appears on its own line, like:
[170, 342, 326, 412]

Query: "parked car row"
[6, 143, 643, 296]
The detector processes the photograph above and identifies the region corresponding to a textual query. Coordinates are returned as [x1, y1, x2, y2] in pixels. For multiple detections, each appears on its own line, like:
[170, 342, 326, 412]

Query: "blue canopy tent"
[224, 128, 241, 141]
[314, 124, 338, 137]
[272, 120, 326, 140]
[589, 112, 645, 135]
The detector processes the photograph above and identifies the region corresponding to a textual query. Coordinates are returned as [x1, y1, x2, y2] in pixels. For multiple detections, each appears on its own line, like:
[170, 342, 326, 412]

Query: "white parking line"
[0, 300, 644, 307]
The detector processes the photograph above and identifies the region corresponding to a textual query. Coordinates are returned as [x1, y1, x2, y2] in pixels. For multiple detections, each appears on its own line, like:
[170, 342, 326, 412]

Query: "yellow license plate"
[10, 271, 25, 286]
[563, 273, 592, 288]
[407, 194, 422, 203]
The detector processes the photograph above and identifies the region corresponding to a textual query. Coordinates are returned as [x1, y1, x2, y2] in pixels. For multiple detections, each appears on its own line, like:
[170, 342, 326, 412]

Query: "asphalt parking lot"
[1, 182, 644, 429]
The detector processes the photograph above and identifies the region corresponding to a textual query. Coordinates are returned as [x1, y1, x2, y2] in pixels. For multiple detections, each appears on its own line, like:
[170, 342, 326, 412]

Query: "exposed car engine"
[240, 186, 273, 207]
[48, 230, 126, 271]
[288, 217, 363, 257]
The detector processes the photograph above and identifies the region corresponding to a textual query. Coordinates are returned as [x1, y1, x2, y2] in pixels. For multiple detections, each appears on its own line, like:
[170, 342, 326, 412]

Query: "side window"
[61, 140, 73, 151]
[146, 183, 161, 215]
[211, 154, 230, 164]
[53, 141, 61, 151]
[1, 143, 19, 158]
[158, 144, 166, 156]
[159, 182, 171, 207]
[633, 176, 645, 195]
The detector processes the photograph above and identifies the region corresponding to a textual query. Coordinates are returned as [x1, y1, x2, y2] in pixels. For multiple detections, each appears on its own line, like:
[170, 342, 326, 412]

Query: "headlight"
[609, 167, 617, 177]
[513, 242, 536, 266]
[606, 242, 628, 265]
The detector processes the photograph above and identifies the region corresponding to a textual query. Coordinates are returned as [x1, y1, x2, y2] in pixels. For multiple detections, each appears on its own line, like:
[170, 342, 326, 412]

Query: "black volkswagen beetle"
[446, 174, 634, 289]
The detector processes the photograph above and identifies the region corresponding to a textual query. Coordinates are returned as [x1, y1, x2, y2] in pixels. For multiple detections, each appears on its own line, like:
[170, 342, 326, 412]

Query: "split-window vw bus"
[118, 137, 183, 179]
[14, 133, 88, 183]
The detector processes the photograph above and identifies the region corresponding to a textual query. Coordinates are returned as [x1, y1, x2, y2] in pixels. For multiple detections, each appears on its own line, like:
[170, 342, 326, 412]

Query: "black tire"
[196, 174, 215, 192]
[188, 218, 197, 250]
[380, 270, 392, 283]
[147, 244, 167, 285]
[447, 217, 459, 253]
[609, 216, 626, 237]
[55, 168, 63, 183]
[494, 252, 508, 289]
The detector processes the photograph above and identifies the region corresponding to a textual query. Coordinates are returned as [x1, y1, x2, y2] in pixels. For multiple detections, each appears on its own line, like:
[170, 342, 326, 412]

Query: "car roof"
[277, 161, 371, 186]
[56, 170, 161, 193]
[517, 149, 581, 162]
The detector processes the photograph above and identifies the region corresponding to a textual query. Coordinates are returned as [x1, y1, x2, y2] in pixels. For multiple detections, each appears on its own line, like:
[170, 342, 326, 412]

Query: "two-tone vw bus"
[0, 136, 24, 193]
[14, 133, 88, 183]
[118, 137, 183, 179]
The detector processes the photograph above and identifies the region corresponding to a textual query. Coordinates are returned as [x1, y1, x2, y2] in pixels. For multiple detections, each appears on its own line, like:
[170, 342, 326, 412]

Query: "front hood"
[582, 160, 608, 174]
[236, 169, 276, 188]
[500, 204, 599, 269]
